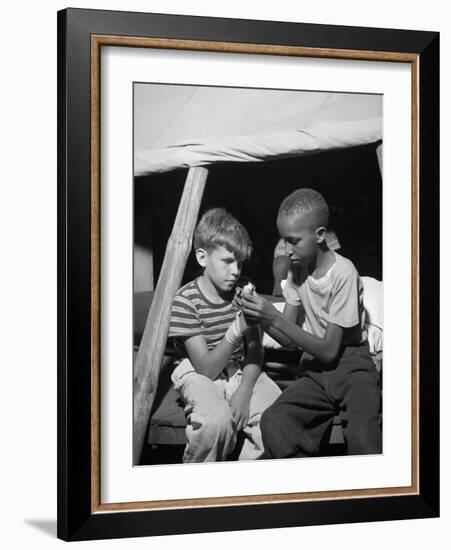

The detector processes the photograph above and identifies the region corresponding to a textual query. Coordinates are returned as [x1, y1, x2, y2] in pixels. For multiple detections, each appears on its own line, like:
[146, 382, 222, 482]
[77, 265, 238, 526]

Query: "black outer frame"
[57, 8, 439, 542]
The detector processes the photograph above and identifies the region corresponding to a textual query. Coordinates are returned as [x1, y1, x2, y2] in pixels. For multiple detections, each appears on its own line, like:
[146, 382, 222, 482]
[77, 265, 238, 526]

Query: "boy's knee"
[260, 404, 309, 458]
[200, 402, 235, 441]
[344, 375, 381, 412]
[184, 401, 237, 462]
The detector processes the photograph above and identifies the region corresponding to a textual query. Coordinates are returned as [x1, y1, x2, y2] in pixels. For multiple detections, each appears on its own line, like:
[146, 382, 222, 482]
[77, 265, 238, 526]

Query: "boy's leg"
[260, 368, 336, 459]
[236, 372, 282, 460]
[332, 347, 382, 455]
[171, 359, 237, 462]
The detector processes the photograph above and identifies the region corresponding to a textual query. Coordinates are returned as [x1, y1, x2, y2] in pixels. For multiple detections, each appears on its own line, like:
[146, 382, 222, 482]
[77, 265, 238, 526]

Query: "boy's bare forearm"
[194, 324, 263, 383]
[239, 362, 261, 394]
[262, 323, 297, 349]
[239, 338, 263, 392]
[196, 338, 239, 380]
[271, 311, 341, 363]
[228, 324, 263, 395]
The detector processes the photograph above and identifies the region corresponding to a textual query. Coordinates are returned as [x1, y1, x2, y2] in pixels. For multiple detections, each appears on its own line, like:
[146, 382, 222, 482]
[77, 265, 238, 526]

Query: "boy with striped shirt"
[168, 208, 281, 463]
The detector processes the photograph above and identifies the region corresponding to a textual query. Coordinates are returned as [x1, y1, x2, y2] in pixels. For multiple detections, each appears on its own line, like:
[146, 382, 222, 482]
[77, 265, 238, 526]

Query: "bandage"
[225, 311, 248, 345]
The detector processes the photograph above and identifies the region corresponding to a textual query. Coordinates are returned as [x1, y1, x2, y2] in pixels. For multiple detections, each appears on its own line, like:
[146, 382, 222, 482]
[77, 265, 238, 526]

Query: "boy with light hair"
[168, 208, 281, 462]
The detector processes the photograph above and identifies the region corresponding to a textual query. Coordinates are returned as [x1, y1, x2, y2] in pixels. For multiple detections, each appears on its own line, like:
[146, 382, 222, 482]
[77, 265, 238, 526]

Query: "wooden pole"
[133, 166, 208, 463]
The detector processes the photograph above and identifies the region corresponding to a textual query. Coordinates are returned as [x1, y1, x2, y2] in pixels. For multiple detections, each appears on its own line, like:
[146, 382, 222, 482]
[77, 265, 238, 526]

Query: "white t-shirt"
[283, 252, 367, 346]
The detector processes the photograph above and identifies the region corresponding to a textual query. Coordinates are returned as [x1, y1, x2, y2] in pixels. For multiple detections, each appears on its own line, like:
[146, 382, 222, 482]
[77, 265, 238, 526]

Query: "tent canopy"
[134, 85, 382, 175]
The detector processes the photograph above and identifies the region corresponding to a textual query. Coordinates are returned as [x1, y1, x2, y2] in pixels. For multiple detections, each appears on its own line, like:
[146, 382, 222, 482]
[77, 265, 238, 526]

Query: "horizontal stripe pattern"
[168, 279, 242, 360]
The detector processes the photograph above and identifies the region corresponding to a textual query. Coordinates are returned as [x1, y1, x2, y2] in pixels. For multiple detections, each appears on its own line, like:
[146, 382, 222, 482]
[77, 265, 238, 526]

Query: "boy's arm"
[271, 312, 344, 364]
[283, 302, 300, 323]
[184, 331, 241, 380]
[261, 264, 306, 349]
[170, 293, 247, 379]
[262, 303, 301, 350]
[241, 293, 344, 364]
[233, 287, 301, 349]
[240, 325, 264, 391]
[229, 325, 263, 430]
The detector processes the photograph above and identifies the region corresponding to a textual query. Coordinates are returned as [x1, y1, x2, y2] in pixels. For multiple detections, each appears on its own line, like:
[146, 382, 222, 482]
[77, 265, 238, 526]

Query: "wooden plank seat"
[145, 346, 306, 448]
[146, 355, 186, 446]
[144, 345, 347, 450]
[145, 359, 346, 450]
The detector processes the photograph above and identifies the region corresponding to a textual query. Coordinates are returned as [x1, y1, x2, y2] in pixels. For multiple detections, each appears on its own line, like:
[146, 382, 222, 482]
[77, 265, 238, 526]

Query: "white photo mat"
[100, 46, 412, 504]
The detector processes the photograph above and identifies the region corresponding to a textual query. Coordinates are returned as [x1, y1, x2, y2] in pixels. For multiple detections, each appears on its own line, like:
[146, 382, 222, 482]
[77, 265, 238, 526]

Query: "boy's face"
[277, 213, 324, 266]
[196, 245, 242, 293]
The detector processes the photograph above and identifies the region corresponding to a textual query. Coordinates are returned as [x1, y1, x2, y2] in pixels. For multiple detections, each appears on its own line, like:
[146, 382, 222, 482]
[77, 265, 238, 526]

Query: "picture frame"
[57, 7, 439, 541]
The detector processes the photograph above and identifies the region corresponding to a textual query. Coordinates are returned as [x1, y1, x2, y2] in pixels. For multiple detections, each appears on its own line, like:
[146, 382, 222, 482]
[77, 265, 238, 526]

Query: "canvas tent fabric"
[134, 85, 382, 176]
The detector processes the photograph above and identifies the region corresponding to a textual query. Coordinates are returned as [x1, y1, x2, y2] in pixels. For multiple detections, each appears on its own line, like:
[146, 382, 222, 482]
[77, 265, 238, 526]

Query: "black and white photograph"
[133, 83, 383, 467]
[1, 0, 444, 546]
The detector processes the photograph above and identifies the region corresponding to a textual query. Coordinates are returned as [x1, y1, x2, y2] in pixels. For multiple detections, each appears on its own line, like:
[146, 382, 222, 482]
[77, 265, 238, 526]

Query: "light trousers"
[171, 358, 281, 463]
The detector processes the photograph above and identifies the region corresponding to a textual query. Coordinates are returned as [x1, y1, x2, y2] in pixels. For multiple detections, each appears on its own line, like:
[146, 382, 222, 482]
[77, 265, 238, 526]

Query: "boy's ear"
[195, 248, 208, 268]
[316, 226, 327, 244]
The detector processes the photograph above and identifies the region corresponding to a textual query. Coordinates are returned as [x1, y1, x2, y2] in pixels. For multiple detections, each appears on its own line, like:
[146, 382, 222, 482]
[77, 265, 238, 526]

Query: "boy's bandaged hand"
[225, 311, 249, 345]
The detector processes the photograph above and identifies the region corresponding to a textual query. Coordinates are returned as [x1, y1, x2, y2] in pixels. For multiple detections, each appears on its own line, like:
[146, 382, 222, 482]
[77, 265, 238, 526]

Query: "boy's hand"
[233, 287, 260, 326]
[233, 287, 244, 310]
[229, 385, 251, 431]
[240, 292, 278, 326]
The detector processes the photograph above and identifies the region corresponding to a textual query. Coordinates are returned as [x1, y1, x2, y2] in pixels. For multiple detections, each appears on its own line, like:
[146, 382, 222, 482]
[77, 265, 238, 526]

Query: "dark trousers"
[260, 344, 382, 458]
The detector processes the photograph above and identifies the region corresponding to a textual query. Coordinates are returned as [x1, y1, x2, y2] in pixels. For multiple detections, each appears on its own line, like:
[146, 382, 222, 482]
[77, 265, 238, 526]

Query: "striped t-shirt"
[168, 278, 243, 361]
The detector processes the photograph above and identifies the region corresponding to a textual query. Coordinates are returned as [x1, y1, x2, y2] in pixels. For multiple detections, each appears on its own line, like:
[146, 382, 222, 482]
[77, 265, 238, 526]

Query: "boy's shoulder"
[329, 253, 365, 297]
[170, 280, 203, 321]
[174, 279, 198, 300]
[172, 279, 203, 309]
[333, 252, 359, 277]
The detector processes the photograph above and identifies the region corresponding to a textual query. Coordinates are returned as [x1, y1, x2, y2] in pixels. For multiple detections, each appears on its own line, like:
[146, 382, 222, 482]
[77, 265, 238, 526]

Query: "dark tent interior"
[134, 141, 382, 301]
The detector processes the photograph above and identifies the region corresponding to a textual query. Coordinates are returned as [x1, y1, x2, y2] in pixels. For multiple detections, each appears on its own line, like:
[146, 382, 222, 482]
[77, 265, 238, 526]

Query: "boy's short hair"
[193, 207, 252, 263]
[278, 188, 329, 229]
